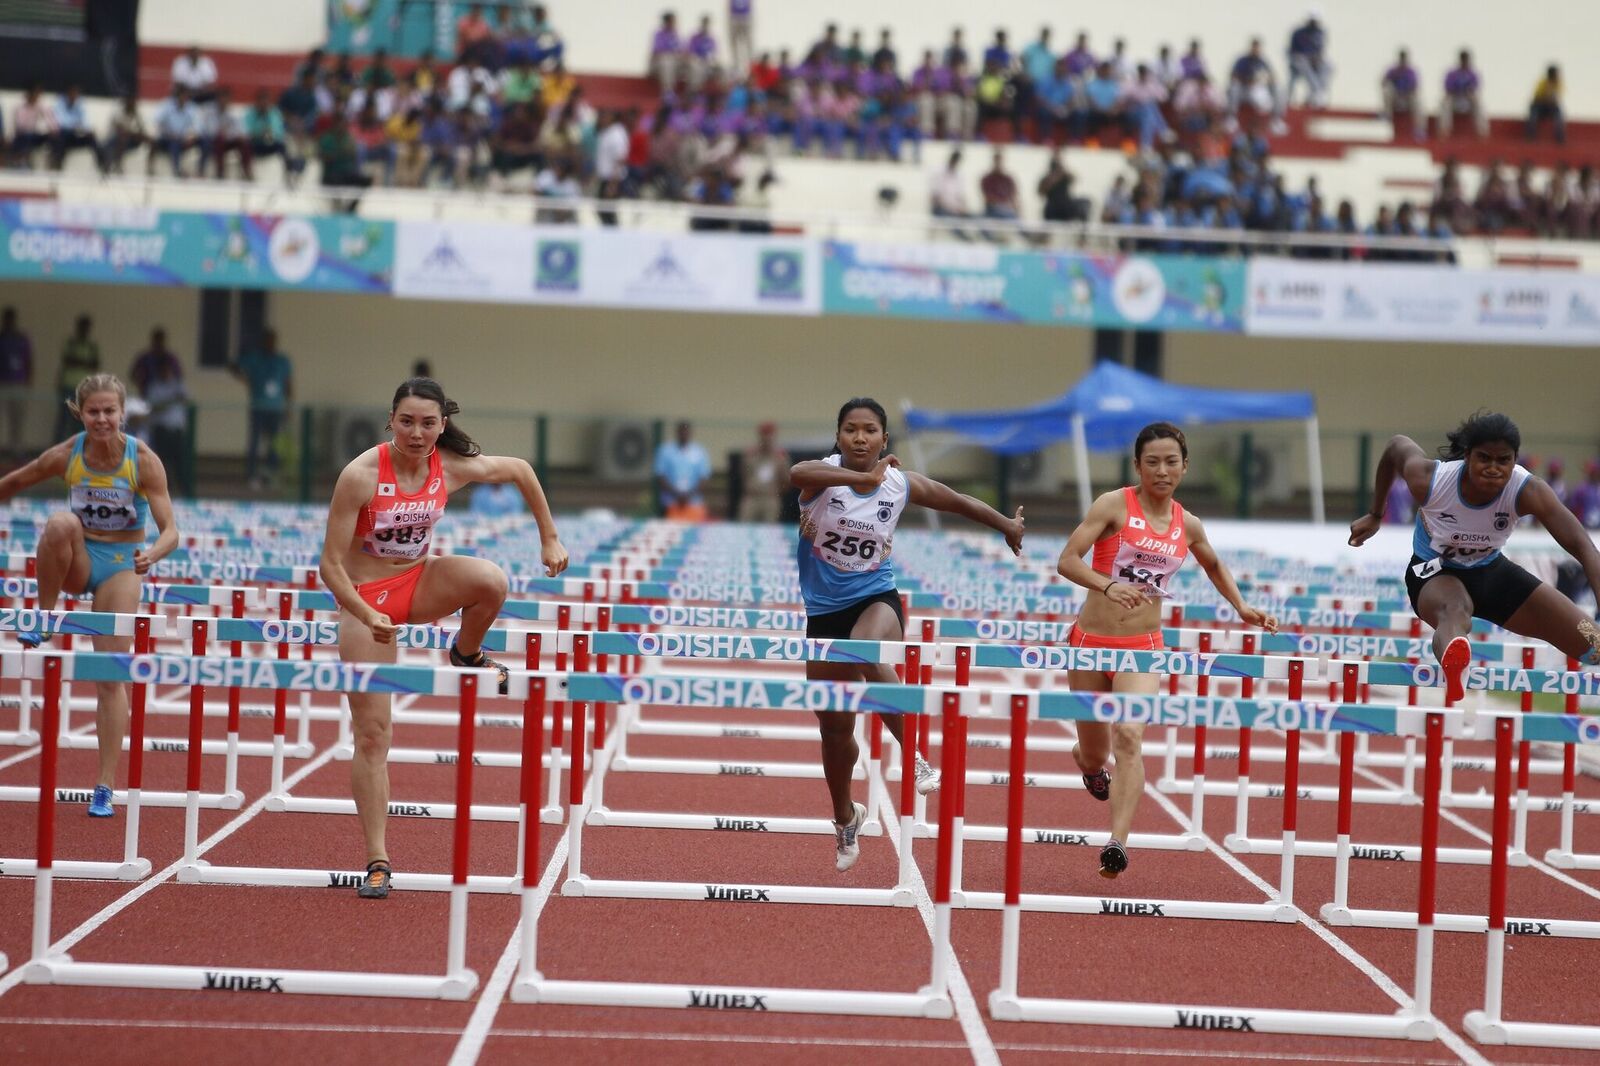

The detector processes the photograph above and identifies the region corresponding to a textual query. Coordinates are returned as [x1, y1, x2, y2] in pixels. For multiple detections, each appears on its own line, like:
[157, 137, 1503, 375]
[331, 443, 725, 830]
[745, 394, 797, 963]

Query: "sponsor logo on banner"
[1341, 284, 1378, 321]
[399, 230, 491, 295]
[758, 249, 804, 300]
[626, 242, 709, 301]
[1111, 258, 1165, 323]
[535, 239, 580, 292]
[267, 218, 319, 284]
[1566, 291, 1600, 328]
[1252, 278, 1325, 320]
[1478, 284, 1551, 327]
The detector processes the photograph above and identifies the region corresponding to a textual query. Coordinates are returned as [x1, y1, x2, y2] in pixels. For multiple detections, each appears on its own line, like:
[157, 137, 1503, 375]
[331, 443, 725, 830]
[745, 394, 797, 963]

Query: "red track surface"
[2, 668, 1598, 1065]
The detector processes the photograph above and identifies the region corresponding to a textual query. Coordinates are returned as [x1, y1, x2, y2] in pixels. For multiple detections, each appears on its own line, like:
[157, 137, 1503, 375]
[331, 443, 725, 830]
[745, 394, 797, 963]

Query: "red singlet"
[352, 444, 448, 624]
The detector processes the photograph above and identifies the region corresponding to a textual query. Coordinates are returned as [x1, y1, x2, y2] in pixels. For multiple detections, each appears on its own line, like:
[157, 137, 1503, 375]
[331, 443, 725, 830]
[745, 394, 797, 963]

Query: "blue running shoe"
[17, 631, 45, 650]
[87, 784, 114, 818]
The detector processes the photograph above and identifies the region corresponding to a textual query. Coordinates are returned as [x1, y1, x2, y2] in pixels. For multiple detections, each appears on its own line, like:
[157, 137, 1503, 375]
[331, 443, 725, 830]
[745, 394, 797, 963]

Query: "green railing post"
[650, 419, 665, 516]
[182, 401, 198, 500]
[534, 414, 548, 485]
[1119, 454, 1131, 489]
[1237, 431, 1254, 519]
[299, 406, 314, 504]
[997, 452, 1012, 518]
[1356, 432, 1372, 518]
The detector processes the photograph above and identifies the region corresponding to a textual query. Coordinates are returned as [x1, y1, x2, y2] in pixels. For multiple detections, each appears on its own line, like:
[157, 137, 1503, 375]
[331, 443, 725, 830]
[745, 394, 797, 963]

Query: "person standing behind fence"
[738, 421, 788, 523]
[0, 307, 33, 457]
[655, 420, 711, 521]
[230, 329, 293, 491]
[130, 329, 189, 497]
[54, 314, 100, 443]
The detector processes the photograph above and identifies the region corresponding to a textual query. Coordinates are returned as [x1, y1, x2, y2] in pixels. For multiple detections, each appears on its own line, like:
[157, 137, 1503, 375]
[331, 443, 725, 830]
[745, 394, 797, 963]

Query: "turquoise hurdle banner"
[0, 200, 393, 293]
[822, 241, 1245, 332]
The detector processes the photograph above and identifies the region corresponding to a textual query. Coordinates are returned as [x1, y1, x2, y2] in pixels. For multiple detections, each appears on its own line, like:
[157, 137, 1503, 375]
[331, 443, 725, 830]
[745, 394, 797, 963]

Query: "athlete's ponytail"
[1440, 411, 1520, 461]
[390, 377, 482, 457]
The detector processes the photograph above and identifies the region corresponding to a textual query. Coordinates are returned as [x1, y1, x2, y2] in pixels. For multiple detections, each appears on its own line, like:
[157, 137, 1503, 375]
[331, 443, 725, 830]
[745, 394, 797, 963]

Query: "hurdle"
[1545, 658, 1600, 870]
[22, 648, 486, 999]
[1465, 710, 1600, 1049]
[988, 688, 1441, 1042]
[511, 667, 963, 1018]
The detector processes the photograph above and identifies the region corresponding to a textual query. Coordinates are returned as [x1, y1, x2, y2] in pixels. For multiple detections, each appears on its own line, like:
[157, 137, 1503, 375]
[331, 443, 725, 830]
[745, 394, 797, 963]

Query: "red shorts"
[1066, 624, 1165, 651]
[355, 562, 426, 624]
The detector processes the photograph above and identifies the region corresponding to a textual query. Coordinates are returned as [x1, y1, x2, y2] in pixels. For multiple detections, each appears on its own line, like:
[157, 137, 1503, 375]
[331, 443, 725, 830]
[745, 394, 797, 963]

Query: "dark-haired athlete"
[792, 397, 1025, 872]
[1057, 421, 1278, 879]
[1350, 411, 1600, 704]
[319, 377, 569, 898]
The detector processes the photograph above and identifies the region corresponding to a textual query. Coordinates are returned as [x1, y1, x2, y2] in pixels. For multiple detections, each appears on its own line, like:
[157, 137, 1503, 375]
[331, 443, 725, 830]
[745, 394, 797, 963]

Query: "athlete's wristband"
[1102, 579, 1116, 596]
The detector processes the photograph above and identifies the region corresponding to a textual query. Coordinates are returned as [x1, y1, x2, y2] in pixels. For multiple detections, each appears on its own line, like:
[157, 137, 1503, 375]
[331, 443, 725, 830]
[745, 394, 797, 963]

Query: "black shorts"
[805, 590, 905, 640]
[1404, 554, 1542, 627]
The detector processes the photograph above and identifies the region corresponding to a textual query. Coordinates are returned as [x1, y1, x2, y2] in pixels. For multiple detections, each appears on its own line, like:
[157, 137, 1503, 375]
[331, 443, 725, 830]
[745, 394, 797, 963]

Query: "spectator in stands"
[129, 328, 188, 495]
[1381, 49, 1423, 141]
[535, 157, 583, 222]
[1063, 32, 1095, 85]
[979, 148, 1020, 238]
[1227, 38, 1281, 130]
[317, 111, 373, 210]
[738, 422, 788, 523]
[1104, 38, 1132, 84]
[294, 48, 327, 87]
[328, 53, 357, 92]
[1383, 468, 1415, 523]
[872, 28, 897, 71]
[0, 307, 33, 456]
[655, 420, 711, 521]
[9, 85, 56, 169]
[447, 57, 496, 109]
[1083, 62, 1123, 141]
[49, 85, 102, 173]
[490, 102, 541, 183]
[1527, 64, 1565, 144]
[350, 99, 394, 186]
[1285, 12, 1330, 108]
[420, 100, 461, 187]
[386, 103, 426, 188]
[1172, 69, 1223, 143]
[470, 480, 525, 517]
[172, 44, 219, 103]
[54, 314, 100, 444]
[540, 60, 578, 109]
[1180, 38, 1207, 82]
[1473, 161, 1512, 233]
[278, 70, 325, 166]
[728, 0, 754, 75]
[687, 15, 718, 90]
[1440, 49, 1486, 138]
[1038, 152, 1086, 224]
[930, 148, 972, 238]
[1035, 57, 1082, 144]
[230, 329, 292, 491]
[151, 85, 202, 177]
[595, 109, 630, 224]
[1569, 461, 1600, 529]
[499, 55, 542, 106]
[245, 88, 296, 184]
[104, 95, 148, 175]
[456, 4, 495, 65]
[843, 29, 866, 67]
[650, 11, 684, 93]
[412, 52, 440, 95]
[941, 27, 965, 71]
[1015, 27, 1055, 134]
[1121, 64, 1170, 150]
[363, 48, 398, 91]
[1154, 44, 1182, 90]
[204, 87, 253, 180]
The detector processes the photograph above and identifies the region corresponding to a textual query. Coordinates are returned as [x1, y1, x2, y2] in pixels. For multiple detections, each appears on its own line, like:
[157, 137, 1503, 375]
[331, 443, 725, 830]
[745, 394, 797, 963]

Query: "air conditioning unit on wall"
[319, 408, 386, 467]
[1007, 449, 1058, 492]
[595, 419, 655, 481]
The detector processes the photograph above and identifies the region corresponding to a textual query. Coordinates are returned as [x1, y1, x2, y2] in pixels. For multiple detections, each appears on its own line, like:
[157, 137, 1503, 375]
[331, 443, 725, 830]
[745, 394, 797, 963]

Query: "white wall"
[137, 1, 1596, 117]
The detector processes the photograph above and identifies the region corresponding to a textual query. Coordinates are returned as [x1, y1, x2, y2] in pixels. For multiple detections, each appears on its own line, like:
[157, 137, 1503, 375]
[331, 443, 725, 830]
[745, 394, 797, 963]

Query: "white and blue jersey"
[797, 454, 908, 614]
[1412, 459, 1531, 569]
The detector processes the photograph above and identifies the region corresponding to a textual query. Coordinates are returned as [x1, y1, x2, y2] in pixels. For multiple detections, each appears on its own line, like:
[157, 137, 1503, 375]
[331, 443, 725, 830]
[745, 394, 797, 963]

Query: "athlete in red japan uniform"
[1056, 421, 1279, 879]
[319, 377, 568, 899]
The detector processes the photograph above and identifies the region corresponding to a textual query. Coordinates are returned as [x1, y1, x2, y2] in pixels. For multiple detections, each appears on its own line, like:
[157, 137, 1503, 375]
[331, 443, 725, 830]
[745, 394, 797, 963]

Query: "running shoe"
[357, 860, 392, 899]
[1082, 766, 1112, 802]
[913, 752, 941, 795]
[1440, 636, 1471, 705]
[1099, 838, 1128, 879]
[450, 643, 510, 695]
[16, 631, 46, 650]
[834, 801, 866, 872]
[87, 784, 114, 818]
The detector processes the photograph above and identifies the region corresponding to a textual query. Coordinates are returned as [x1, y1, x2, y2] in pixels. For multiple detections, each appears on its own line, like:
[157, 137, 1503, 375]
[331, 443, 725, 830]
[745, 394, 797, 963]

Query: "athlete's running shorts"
[1403, 554, 1540, 628]
[82, 539, 138, 596]
[355, 562, 427, 624]
[805, 590, 905, 640]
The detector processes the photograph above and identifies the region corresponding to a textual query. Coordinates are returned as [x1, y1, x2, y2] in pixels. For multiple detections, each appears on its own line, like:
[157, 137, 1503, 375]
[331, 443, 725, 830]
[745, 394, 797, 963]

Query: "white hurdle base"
[988, 995, 1435, 1040]
[1545, 849, 1600, 870]
[0, 857, 151, 880]
[628, 717, 819, 742]
[513, 977, 951, 1018]
[176, 862, 519, 894]
[561, 874, 914, 908]
[332, 745, 572, 769]
[961, 890, 1295, 921]
[1158, 778, 1415, 805]
[1226, 835, 1511, 866]
[1322, 907, 1600, 938]
[25, 956, 478, 1000]
[56, 733, 309, 759]
[0, 729, 39, 745]
[0, 785, 244, 809]
[1465, 1011, 1600, 1050]
[267, 794, 521, 822]
[940, 824, 1204, 851]
[587, 806, 884, 838]
[608, 754, 863, 780]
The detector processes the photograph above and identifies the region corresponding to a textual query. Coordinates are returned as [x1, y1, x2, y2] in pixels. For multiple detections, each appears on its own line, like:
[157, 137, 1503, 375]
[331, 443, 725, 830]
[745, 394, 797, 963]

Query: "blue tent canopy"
[904, 362, 1314, 454]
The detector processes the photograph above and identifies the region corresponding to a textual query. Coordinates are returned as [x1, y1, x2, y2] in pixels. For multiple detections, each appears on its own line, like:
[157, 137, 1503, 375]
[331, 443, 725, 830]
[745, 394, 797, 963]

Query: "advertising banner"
[1246, 259, 1600, 347]
[821, 241, 1246, 332]
[393, 221, 822, 315]
[0, 200, 394, 292]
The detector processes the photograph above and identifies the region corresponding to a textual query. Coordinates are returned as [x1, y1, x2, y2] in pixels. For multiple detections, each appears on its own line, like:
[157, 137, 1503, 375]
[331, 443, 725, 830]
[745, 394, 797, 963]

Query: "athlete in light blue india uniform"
[0, 373, 178, 817]
[1350, 412, 1600, 703]
[792, 397, 1025, 872]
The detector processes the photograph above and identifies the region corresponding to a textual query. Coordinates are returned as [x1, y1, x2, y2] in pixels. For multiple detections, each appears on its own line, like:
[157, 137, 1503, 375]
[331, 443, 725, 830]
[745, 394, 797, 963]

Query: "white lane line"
[1057, 722, 1492, 1066]
[0, 724, 94, 772]
[0, 739, 340, 998]
[876, 786, 1000, 1066]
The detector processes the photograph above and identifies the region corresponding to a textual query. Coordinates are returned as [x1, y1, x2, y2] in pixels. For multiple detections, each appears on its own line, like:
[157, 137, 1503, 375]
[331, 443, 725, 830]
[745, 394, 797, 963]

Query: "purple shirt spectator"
[1232, 53, 1268, 83]
[0, 324, 31, 386]
[688, 30, 716, 59]
[1444, 66, 1479, 95]
[1064, 45, 1096, 78]
[983, 44, 1011, 70]
[1180, 52, 1207, 81]
[652, 27, 683, 56]
[730, 0, 752, 13]
[1383, 475, 1415, 524]
[1384, 63, 1418, 94]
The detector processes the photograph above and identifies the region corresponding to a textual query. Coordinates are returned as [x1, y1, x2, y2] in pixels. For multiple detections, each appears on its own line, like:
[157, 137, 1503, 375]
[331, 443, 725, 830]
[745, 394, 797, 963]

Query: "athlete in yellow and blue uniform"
[0, 374, 178, 817]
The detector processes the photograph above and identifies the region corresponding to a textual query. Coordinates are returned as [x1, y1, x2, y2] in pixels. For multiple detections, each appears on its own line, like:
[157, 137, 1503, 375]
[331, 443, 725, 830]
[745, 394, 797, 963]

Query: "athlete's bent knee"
[351, 718, 391, 761]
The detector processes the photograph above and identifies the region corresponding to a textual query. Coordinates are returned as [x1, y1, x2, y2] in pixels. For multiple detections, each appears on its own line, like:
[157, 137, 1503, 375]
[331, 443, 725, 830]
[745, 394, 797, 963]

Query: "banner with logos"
[821, 241, 1246, 332]
[0, 200, 394, 292]
[393, 222, 822, 315]
[1246, 259, 1600, 347]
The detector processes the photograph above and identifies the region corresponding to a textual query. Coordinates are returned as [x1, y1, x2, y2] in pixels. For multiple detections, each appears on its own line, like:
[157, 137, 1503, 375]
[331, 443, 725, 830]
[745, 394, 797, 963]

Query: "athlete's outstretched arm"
[904, 470, 1025, 555]
[318, 463, 395, 643]
[133, 443, 179, 574]
[1519, 478, 1600, 603]
[1188, 512, 1279, 632]
[789, 455, 897, 499]
[0, 441, 70, 502]
[1350, 434, 1433, 547]
[1056, 489, 1148, 611]
[452, 453, 568, 576]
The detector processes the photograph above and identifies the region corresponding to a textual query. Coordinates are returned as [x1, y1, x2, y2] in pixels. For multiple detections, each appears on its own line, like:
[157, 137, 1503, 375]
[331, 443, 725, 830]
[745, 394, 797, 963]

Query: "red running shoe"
[1441, 636, 1470, 705]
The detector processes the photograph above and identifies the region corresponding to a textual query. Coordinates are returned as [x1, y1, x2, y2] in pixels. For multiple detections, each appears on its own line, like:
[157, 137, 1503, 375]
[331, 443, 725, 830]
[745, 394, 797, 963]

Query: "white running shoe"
[834, 801, 866, 872]
[913, 753, 941, 795]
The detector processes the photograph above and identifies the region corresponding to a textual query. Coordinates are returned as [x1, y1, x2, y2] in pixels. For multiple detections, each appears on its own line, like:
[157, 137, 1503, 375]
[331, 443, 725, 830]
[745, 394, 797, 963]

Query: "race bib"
[70, 484, 139, 532]
[367, 508, 433, 560]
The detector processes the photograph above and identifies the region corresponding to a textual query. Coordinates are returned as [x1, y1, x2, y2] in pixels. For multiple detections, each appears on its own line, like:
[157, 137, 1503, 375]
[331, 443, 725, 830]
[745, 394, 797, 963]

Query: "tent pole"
[1072, 413, 1092, 520]
[1305, 415, 1326, 525]
[902, 399, 942, 531]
